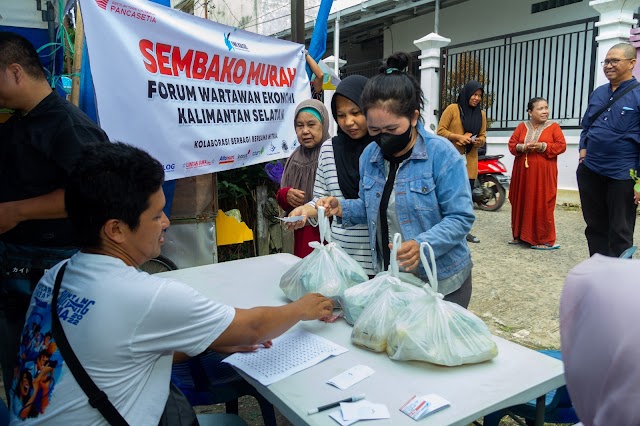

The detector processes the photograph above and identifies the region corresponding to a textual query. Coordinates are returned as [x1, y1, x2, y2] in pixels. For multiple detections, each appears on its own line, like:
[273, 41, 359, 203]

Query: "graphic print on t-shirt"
[9, 281, 95, 421]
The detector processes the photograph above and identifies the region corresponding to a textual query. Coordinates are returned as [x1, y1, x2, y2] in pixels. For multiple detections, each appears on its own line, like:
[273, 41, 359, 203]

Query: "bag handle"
[317, 206, 332, 244]
[419, 242, 441, 295]
[388, 233, 402, 277]
[51, 262, 130, 426]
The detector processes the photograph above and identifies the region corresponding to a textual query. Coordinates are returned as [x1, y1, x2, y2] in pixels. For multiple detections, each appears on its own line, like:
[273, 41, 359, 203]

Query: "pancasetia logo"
[96, 0, 108, 9]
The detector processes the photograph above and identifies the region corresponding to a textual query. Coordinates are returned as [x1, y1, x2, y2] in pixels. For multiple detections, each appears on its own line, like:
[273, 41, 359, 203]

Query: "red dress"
[508, 121, 566, 246]
[276, 186, 320, 258]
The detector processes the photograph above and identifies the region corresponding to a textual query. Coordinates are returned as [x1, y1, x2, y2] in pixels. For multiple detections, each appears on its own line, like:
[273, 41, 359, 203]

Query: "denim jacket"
[340, 122, 475, 289]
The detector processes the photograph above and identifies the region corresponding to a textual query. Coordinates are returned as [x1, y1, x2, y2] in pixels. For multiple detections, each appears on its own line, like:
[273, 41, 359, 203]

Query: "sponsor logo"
[252, 147, 265, 157]
[267, 141, 279, 155]
[223, 32, 249, 52]
[219, 155, 235, 165]
[163, 163, 176, 173]
[237, 150, 251, 161]
[183, 159, 211, 169]
[281, 140, 289, 153]
[96, 0, 109, 9]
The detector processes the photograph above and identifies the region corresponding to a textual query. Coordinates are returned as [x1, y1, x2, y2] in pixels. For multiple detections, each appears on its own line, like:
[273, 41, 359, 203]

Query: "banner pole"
[70, 2, 84, 107]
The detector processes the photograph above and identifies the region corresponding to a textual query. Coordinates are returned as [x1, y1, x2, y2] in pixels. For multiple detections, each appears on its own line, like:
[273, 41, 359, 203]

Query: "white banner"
[80, 0, 310, 180]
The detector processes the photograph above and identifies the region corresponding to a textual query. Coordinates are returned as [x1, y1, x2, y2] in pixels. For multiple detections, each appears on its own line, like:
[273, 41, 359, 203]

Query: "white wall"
[0, 0, 48, 29]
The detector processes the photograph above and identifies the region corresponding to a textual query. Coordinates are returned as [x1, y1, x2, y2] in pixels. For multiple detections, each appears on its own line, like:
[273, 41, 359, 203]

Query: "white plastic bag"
[351, 284, 418, 352]
[386, 242, 498, 366]
[279, 207, 368, 301]
[342, 234, 422, 325]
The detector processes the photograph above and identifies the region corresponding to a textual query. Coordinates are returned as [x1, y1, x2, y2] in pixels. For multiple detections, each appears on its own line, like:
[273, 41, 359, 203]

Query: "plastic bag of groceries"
[342, 234, 423, 325]
[351, 283, 419, 352]
[279, 207, 368, 301]
[386, 242, 498, 366]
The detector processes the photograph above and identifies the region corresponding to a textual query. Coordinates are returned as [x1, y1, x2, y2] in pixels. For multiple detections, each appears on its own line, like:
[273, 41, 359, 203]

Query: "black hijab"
[457, 80, 484, 136]
[331, 75, 371, 200]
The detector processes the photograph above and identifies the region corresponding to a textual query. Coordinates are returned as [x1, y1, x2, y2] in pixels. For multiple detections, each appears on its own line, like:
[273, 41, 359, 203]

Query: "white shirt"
[9, 252, 234, 426]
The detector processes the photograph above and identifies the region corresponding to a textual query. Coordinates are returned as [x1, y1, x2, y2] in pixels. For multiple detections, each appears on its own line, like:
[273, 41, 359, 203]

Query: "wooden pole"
[70, 3, 84, 107]
[256, 185, 269, 256]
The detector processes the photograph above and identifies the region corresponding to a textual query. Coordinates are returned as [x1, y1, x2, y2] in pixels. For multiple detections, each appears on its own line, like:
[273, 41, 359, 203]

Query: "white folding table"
[158, 253, 564, 426]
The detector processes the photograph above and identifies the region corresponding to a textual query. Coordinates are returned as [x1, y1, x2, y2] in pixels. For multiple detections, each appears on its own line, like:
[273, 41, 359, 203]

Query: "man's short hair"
[0, 31, 47, 79]
[65, 142, 165, 249]
[610, 43, 637, 60]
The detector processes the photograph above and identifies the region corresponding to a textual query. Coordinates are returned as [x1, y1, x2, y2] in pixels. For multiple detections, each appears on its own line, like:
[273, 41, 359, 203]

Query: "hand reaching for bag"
[316, 196, 342, 217]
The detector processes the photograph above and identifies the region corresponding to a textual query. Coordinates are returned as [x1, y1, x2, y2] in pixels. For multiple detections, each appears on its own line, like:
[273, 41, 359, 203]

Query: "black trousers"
[577, 163, 637, 257]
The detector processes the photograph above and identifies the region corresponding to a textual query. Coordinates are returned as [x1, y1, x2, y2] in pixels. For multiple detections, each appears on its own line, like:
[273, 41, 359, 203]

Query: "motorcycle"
[473, 155, 510, 211]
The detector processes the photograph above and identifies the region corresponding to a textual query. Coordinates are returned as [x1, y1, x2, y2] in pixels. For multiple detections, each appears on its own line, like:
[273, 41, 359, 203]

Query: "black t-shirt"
[0, 91, 109, 247]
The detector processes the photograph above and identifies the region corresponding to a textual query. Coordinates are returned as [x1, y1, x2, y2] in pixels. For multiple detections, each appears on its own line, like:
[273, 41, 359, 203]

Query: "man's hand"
[634, 190, 640, 205]
[286, 188, 306, 208]
[216, 342, 273, 353]
[395, 239, 421, 271]
[294, 293, 334, 320]
[0, 202, 21, 234]
[316, 197, 342, 217]
[579, 148, 587, 164]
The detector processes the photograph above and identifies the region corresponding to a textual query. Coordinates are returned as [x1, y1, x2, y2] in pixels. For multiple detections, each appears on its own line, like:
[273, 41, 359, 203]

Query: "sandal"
[466, 234, 480, 243]
[531, 243, 560, 250]
[508, 239, 521, 245]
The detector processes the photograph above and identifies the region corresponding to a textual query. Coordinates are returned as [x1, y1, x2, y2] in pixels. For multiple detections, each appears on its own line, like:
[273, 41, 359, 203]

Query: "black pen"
[307, 394, 366, 414]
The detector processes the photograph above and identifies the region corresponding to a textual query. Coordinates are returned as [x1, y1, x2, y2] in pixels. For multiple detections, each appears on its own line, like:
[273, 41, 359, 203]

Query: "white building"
[172, 0, 640, 202]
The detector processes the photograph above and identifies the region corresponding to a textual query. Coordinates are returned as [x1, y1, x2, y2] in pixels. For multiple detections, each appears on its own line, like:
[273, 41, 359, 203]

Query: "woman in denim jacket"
[317, 52, 475, 307]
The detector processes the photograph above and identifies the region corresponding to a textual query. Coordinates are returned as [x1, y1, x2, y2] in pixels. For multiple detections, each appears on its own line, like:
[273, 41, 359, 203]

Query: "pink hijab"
[560, 254, 640, 426]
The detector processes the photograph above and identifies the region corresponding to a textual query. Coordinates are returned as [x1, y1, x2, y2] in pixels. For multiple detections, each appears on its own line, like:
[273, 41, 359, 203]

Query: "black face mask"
[372, 125, 413, 160]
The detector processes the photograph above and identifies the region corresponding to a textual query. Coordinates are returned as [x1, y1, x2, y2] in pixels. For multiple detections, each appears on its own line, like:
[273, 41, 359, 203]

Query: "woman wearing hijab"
[560, 255, 640, 426]
[317, 53, 474, 307]
[287, 76, 375, 275]
[276, 99, 331, 258]
[437, 80, 487, 244]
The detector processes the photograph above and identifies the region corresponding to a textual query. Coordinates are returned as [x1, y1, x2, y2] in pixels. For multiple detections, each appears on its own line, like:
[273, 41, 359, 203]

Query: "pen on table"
[307, 394, 366, 415]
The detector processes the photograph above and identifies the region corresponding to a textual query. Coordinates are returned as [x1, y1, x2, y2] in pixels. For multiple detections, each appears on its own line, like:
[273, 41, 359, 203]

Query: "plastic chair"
[196, 413, 247, 426]
[0, 398, 9, 426]
[619, 246, 637, 259]
[171, 351, 276, 426]
[482, 350, 578, 426]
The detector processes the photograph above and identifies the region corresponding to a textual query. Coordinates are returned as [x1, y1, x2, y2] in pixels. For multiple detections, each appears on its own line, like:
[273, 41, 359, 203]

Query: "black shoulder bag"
[50, 263, 198, 426]
[584, 81, 640, 148]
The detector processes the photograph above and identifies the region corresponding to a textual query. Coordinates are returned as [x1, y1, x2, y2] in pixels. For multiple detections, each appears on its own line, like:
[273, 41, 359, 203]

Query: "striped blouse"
[310, 140, 375, 276]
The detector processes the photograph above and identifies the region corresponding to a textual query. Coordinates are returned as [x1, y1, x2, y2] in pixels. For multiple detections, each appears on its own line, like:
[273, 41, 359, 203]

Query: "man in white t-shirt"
[8, 142, 333, 425]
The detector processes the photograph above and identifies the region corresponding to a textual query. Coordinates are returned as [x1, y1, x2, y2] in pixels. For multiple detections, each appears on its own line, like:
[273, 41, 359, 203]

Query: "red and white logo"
[96, 0, 108, 9]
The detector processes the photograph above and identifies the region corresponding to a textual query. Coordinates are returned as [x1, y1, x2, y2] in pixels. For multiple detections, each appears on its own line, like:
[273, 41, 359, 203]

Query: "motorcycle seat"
[478, 154, 504, 161]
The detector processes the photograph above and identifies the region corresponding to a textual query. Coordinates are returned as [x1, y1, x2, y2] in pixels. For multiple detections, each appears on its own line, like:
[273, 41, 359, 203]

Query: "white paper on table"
[329, 409, 360, 426]
[276, 215, 305, 223]
[327, 365, 375, 390]
[340, 400, 390, 421]
[222, 330, 348, 386]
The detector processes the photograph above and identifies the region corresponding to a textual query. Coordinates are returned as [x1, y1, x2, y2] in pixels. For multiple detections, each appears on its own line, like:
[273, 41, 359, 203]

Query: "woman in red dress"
[508, 97, 566, 250]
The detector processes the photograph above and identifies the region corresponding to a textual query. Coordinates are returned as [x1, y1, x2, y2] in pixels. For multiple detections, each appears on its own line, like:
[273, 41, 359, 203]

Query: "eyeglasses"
[601, 58, 634, 67]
